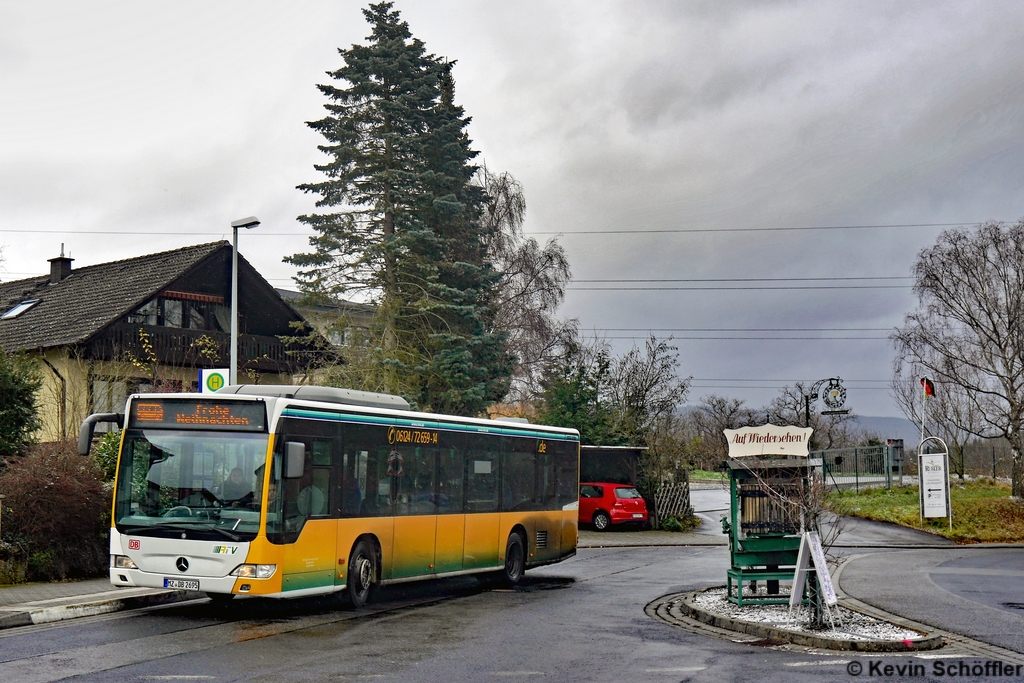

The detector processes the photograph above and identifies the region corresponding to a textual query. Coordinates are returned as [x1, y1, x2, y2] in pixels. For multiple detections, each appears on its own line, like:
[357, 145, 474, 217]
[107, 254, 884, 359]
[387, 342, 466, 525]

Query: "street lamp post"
[230, 216, 261, 385]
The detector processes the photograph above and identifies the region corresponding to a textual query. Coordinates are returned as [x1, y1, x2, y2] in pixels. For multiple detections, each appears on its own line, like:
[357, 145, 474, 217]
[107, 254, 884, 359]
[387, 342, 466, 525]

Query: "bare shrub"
[0, 440, 109, 581]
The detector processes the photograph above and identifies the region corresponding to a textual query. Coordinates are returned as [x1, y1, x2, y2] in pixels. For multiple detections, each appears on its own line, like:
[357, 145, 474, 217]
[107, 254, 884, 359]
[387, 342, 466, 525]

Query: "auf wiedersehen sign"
[723, 424, 814, 458]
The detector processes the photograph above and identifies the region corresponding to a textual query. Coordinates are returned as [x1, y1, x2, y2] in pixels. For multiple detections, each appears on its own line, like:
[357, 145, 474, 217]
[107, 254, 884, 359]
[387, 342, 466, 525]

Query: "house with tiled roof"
[0, 242, 315, 442]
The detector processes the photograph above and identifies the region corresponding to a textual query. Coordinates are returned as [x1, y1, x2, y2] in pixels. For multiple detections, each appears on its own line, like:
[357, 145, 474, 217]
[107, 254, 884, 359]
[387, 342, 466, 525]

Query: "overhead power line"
[584, 327, 892, 332]
[0, 221, 994, 237]
[598, 335, 889, 340]
[527, 221, 985, 235]
[575, 277, 911, 283]
[690, 384, 893, 392]
[568, 285, 909, 291]
[690, 377, 891, 382]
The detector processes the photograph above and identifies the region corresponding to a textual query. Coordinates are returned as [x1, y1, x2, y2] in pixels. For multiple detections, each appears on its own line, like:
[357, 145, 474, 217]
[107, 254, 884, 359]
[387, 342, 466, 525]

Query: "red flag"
[920, 377, 935, 397]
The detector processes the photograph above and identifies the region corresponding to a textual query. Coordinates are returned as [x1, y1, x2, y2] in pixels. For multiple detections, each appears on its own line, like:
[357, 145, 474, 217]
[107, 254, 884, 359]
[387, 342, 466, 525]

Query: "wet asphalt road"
[3, 539, 1023, 682]
[0, 545, 854, 683]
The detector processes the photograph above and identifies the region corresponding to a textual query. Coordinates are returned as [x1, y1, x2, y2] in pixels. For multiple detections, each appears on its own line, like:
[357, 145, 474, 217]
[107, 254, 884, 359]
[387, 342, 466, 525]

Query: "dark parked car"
[578, 482, 648, 530]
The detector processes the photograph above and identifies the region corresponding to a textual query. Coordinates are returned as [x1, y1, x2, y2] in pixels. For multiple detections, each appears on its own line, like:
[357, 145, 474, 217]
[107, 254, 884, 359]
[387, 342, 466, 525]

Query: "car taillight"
[613, 501, 624, 507]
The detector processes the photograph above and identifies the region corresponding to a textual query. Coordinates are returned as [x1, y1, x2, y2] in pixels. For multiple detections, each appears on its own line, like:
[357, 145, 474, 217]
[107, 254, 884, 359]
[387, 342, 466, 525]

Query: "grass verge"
[826, 478, 1024, 543]
[689, 469, 727, 481]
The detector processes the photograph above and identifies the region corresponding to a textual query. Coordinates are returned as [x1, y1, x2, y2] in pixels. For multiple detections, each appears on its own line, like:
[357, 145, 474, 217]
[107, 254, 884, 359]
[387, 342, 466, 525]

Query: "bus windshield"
[114, 429, 270, 542]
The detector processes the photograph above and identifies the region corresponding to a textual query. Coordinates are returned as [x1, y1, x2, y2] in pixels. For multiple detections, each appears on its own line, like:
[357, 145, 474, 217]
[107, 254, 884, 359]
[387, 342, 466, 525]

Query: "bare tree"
[766, 382, 861, 450]
[608, 336, 691, 447]
[893, 220, 1024, 496]
[891, 364, 985, 481]
[477, 166, 574, 403]
[688, 395, 759, 469]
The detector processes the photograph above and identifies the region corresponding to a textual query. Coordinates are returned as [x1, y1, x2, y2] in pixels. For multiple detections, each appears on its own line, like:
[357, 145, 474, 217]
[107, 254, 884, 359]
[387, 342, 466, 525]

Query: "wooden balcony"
[85, 324, 306, 374]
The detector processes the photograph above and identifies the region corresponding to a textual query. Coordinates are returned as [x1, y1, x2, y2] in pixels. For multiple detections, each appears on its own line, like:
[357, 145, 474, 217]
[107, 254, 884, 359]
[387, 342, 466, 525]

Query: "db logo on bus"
[128, 539, 140, 550]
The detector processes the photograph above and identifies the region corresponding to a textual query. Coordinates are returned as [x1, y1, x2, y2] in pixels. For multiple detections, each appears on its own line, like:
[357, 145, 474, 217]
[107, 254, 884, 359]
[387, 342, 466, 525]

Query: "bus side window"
[436, 432, 464, 514]
[339, 424, 391, 517]
[501, 437, 536, 512]
[464, 435, 499, 513]
[555, 441, 579, 507]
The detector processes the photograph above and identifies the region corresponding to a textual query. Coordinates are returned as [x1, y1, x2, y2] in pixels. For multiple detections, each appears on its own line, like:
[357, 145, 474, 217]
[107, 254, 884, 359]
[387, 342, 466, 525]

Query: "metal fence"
[812, 445, 898, 491]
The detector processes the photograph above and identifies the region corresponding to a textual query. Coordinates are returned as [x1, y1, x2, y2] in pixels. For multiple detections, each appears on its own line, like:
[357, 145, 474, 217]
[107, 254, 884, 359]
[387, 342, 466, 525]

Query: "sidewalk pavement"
[0, 577, 200, 630]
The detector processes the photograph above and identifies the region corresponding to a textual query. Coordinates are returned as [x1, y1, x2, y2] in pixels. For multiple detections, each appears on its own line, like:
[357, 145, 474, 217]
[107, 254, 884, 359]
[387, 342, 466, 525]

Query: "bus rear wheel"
[347, 539, 377, 608]
[502, 532, 525, 585]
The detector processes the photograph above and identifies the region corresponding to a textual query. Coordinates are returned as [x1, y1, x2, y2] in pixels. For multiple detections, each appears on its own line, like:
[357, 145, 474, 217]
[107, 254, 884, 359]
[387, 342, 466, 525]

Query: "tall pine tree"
[288, 2, 511, 414]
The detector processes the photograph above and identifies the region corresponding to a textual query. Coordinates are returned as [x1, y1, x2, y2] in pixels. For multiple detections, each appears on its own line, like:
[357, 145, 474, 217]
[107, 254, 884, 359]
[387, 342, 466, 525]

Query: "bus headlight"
[231, 564, 276, 579]
[113, 555, 138, 570]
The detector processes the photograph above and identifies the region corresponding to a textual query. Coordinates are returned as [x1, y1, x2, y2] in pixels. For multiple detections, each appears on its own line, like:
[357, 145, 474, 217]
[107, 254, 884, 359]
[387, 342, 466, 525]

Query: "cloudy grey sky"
[2, 1, 1023, 418]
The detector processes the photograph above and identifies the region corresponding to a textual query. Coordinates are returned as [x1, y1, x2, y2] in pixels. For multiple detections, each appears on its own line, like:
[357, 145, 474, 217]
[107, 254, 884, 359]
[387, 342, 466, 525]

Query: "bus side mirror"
[285, 442, 306, 478]
[78, 413, 123, 456]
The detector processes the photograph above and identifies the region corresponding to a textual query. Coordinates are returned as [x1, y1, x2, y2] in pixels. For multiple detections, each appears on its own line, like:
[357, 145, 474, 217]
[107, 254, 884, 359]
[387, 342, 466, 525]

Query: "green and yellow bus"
[80, 385, 580, 606]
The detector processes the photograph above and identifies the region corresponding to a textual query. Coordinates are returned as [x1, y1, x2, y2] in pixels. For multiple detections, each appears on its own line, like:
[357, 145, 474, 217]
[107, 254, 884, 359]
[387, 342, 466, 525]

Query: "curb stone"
[0, 587, 202, 631]
[665, 588, 944, 652]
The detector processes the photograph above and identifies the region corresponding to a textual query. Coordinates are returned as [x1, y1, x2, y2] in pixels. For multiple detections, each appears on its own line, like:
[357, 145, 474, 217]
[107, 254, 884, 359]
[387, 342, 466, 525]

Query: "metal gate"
[812, 445, 901, 491]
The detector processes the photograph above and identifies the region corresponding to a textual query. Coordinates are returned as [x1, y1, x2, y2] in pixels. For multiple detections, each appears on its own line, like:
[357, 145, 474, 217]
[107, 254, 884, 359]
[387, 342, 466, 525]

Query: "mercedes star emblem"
[176, 557, 189, 572]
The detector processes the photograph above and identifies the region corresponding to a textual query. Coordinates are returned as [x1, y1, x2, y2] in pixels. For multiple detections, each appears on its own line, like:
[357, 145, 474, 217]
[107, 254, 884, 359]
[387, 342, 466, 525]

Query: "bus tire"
[502, 531, 525, 585]
[347, 539, 377, 608]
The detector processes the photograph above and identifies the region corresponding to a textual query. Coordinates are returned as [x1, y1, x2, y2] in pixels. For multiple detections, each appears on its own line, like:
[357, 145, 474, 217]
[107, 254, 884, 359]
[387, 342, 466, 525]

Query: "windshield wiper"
[206, 526, 241, 542]
[118, 521, 241, 542]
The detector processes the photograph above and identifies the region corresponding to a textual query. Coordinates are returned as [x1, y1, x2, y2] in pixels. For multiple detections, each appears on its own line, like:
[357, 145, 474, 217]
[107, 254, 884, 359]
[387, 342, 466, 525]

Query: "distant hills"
[851, 415, 920, 445]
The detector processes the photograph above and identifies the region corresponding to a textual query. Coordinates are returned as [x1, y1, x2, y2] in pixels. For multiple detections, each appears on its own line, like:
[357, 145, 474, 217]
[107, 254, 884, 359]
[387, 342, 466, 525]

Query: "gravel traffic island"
[672, 587, 945, 652]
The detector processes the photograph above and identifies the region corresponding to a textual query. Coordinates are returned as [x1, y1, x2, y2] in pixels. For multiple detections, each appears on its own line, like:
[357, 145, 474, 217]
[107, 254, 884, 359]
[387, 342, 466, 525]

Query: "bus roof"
[124, 388, 580, 439]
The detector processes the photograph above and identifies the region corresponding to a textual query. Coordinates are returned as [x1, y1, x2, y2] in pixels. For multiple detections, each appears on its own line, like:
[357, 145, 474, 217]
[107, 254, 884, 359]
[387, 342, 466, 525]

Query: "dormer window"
[1, 299, 40, 320]
[125, 293, 228, 331]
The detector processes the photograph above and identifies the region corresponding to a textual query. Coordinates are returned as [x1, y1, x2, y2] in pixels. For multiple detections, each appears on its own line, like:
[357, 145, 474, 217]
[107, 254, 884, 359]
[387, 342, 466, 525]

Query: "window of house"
[91, 379, 128, 413]
[163, 299, 183, 327]
[1, 299, 40, 320]
[127, 299, 158, 325]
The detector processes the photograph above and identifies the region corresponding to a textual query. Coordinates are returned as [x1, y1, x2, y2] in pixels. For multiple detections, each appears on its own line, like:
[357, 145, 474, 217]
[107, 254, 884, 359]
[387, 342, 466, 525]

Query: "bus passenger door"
[279, 431, 337, 594]
[390, 446, 436, 578]
[336, 433, 395, 585]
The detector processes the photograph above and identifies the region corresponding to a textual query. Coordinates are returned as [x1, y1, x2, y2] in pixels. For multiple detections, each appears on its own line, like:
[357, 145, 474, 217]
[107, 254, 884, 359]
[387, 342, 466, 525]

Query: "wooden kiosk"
[721, 424, 817, 606]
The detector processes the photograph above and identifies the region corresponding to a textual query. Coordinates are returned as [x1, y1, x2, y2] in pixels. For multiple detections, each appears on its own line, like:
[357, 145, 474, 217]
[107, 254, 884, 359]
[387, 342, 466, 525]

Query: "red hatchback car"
[578, 482, 648, 530]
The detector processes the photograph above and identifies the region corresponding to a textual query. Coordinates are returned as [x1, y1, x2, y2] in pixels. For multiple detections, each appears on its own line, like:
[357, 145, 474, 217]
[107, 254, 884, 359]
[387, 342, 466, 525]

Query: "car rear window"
[614, 487, 642, 499]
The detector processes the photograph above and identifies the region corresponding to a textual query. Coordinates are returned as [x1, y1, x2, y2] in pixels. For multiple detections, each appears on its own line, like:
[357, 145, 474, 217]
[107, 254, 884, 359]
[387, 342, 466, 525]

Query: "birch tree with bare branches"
[892, 220, 1024, 496]
[891, 365, 986, 481]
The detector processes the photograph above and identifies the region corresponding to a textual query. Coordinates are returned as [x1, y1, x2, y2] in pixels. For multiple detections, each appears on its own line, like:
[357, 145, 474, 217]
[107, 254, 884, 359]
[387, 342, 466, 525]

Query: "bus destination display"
[129, 399, 266, 432]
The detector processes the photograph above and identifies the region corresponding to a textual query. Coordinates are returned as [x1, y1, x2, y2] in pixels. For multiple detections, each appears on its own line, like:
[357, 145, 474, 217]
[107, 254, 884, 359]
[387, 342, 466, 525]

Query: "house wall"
[30, 348, 290, 443]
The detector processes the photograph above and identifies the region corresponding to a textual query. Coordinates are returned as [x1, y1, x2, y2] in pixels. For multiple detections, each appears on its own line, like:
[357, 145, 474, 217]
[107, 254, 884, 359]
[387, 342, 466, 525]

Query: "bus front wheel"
[347, 539, 377, 608]
[502, 532, 525, 585]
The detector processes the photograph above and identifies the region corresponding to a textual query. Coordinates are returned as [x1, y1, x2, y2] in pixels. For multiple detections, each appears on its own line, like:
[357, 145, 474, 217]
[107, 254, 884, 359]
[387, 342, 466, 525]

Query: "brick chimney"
[48, 243, 73, 283]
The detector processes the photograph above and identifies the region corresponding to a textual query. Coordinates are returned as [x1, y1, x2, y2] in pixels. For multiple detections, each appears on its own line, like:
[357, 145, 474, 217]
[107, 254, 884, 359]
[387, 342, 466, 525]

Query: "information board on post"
[920, 452, 949, 518]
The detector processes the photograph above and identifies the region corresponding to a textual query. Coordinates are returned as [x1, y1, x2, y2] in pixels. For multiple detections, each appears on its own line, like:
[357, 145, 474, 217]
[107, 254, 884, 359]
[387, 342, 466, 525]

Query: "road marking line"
[489, 672, 545, 676]
[784, 661, 850, 667]
[644, 667, 706, 673]
[920, 567, 1024, 577]
[139, 677, 217, 680]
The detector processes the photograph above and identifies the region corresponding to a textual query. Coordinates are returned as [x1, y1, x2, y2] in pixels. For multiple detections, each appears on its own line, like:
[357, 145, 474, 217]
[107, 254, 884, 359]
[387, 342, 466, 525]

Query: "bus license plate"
[164, 578, 200, 590]
[632, 513, 644, 518]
